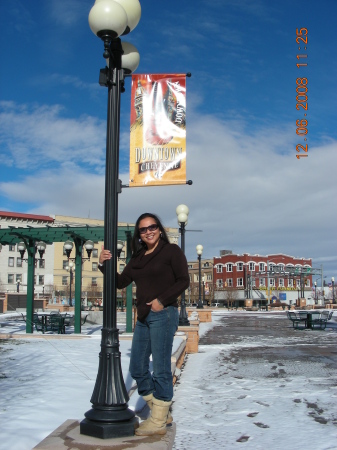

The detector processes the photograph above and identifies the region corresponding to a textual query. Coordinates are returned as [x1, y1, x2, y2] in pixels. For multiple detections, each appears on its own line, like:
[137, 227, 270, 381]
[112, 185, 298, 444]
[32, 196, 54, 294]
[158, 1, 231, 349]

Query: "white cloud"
[0, 102, 106, 171]
[0, 100, 336, 278]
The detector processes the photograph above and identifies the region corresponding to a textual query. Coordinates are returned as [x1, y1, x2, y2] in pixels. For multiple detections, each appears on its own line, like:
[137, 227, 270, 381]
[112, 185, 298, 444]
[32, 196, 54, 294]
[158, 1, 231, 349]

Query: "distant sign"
[271, 296, 277, 303]
[279, 293, 287, 300]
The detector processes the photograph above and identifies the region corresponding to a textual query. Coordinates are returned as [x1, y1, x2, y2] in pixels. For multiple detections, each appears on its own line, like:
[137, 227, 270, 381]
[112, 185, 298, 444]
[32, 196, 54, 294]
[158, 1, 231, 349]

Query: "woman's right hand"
[99, 245, 112, 264]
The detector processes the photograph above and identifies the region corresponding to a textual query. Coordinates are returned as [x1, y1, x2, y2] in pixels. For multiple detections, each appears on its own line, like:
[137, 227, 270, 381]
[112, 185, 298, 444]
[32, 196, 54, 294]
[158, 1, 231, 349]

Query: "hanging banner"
[129, 74, 186, 187]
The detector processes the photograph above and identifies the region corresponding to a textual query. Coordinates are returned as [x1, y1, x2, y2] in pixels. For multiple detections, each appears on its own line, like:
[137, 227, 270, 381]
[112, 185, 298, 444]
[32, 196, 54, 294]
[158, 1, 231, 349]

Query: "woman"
[99, 213, 189, 436]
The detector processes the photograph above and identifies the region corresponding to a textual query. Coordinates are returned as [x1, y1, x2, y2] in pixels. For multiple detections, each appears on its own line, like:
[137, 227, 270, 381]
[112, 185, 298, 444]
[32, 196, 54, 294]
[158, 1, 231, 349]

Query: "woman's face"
[138, 217, 161, 249]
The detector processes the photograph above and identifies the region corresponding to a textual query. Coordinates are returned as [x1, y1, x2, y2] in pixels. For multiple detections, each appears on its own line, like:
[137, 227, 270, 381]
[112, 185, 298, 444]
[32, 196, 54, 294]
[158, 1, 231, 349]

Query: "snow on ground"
[0, 314, 183, 450]
[172, 311, 337, 450]
[1, 311, 336, 450]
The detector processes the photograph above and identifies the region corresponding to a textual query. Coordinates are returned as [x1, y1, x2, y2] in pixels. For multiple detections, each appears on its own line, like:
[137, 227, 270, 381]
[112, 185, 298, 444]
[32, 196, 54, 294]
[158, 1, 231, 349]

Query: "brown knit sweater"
[117, 239, 189, 322]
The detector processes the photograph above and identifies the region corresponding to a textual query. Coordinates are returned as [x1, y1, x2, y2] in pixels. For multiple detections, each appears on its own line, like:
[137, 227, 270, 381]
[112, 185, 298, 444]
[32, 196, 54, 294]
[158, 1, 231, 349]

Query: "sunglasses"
[139, 224, 159, 234]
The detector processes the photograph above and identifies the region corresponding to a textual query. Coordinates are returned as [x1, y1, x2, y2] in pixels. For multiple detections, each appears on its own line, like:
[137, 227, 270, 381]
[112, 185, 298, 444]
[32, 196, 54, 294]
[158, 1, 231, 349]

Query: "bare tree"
[86, 282, 102, 306]
[223, 288, 239, 308]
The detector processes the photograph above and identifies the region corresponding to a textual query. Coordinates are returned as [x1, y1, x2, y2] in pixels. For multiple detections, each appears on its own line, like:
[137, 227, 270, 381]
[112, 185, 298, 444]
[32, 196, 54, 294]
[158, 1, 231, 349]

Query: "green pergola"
[0, 224, 134, 333]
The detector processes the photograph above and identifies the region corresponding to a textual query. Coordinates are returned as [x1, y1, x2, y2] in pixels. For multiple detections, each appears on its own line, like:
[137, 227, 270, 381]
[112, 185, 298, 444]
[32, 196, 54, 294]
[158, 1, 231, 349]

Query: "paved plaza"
[172, 311, 337, 449]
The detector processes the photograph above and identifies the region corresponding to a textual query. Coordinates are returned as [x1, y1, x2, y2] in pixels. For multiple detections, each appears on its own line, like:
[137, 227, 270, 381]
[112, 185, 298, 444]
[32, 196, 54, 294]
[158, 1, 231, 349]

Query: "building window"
[269, 278, 275, 287]
[216, 265, 223, 273]
[296, 279, 301, 288]
[216, 279, 223, 288]
[249, 262, 255, 271]
[251, 277, 256, 287]
[92, 248, 98, 258]
[260, 278, 265, 286]
[188, 264, 193, 269]
[16, 274, 22, 282]
[207, 274, 212, 281]
[8, 257, 14, 267]
[119, 264, 125, 272]
[259, 263, 265, 271]
[9, 244, 15, 251]
[289, 279, 293, 287]
[92, 262, 98, 272]
[279, 278, 284, 287]
[62, 276, 68, 286]
[119, 251, 126, 259]
[226, 278, 233, 287]
[237, 278, 243, 287]
[63, 260, 68, 269]
[39, 259, 45, 269]
[17, 257, 23, 267]
[305, 279, 310, 287]
[92, 278, 98, 286]
[8, 274, 14, 284]
[237, 263, 243, 271]
[38, 275, 44, 285]
[227, 264, 233, 272]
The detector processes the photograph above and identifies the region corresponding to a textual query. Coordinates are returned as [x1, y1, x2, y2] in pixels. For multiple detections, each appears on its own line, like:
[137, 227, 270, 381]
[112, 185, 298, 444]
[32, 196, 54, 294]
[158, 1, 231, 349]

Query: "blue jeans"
[129, 306, 179, 401]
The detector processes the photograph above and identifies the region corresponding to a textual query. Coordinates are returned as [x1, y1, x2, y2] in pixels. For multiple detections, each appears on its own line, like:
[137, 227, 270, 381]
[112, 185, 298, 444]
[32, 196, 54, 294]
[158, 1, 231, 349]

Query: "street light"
[314, 281, 317, 303]
[332, 277, 335, 303]
[196, 244, 204, 309]
[17, 241, 46, 261]
[176, 204, 190, 326]
[202, 274, 206, 304]
[66, 262, 74, 307]
[81, 0, 141, 439]
[63, 239, 94, 260]
[117, 240, 125, 259]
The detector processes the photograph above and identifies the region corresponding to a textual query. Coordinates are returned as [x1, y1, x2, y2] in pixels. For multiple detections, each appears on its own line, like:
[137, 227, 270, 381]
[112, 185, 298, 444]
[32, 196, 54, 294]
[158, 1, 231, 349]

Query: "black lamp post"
[176, 204, 190, 326]
[202, 275, 205, 304]
[80, 0, 141, 439]
[196, 245, 204, 309]
[66, 262, 74, 306]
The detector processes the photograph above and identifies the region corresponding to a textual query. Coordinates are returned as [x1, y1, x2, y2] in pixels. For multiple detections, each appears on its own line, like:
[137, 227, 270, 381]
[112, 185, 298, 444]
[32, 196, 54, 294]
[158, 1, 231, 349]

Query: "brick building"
[213, 250, 313, 306]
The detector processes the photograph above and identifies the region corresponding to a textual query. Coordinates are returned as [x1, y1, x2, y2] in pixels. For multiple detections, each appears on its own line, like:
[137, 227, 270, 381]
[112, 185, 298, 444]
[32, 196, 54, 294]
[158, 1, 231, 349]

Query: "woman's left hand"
[146, 299, 164, 312]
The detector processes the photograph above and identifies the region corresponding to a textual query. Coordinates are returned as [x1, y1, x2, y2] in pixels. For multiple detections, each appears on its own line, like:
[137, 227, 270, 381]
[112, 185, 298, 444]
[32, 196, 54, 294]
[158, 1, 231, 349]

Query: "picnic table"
[286, 310, 333, 330]
[33, 312, 66, 334]
[22, 312, 87, 334]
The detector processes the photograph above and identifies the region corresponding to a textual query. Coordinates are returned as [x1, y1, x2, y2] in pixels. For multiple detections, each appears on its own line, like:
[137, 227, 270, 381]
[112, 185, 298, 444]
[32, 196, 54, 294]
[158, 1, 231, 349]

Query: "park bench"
[81, 314, 89, 325]
[310, 310, 334, 330]
[33, 313, 45, 333]
[44, 314, 65, 334]
[286, 310, 307, 329]
[63, 313, 89, 327]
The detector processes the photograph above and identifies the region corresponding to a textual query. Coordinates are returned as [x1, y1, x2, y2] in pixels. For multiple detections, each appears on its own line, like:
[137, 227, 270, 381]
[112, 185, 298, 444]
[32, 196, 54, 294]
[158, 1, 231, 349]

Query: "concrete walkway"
[172, 311, 337, 449]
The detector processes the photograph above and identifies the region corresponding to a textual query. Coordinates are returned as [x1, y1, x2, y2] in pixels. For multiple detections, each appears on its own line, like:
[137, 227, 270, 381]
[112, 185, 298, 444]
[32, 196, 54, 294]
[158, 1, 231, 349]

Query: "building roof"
[0, 211, 54, 223]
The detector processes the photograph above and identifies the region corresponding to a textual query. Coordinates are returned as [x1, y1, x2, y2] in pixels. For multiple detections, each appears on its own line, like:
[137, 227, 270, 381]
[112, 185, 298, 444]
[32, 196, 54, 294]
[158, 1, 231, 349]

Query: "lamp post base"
[179, 303, 190, 326]
[80, 416, 139, 439]
[179, 316, 190, 326]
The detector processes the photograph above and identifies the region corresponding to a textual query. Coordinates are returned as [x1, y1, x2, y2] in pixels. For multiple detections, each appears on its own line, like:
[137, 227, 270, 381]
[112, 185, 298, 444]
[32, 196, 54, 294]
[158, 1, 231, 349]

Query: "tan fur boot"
[142, 393, 173, 424]
[135, 397, 172, 436]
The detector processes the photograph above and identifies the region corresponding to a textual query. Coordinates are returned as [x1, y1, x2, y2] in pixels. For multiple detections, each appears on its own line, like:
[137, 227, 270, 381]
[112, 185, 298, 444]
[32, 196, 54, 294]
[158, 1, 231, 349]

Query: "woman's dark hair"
[131, 213, 169, 256]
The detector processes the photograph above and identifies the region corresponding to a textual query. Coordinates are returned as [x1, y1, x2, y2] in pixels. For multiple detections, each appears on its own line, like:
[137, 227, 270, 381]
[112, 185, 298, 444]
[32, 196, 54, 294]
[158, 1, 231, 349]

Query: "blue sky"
[0, 0, 336, 281]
